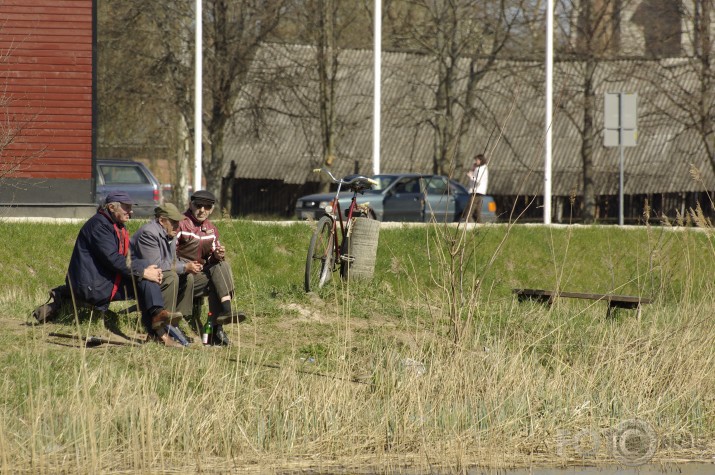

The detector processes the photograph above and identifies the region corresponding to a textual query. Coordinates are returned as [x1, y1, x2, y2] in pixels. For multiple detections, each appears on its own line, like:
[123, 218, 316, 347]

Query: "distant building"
[0, 0, 95, 218]
[224, 44, 715, 223]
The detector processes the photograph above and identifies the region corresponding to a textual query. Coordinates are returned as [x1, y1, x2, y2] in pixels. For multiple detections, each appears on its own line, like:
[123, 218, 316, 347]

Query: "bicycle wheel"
[305, 216, 335, 292]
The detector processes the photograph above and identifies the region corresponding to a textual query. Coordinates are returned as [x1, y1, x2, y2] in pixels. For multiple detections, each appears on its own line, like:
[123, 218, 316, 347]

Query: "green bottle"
[202, 314, 213, 345]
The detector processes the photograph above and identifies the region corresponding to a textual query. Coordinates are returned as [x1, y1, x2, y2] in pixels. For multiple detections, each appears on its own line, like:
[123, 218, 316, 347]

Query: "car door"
[422, 176, 457, 222]
[382, 176, 424, 221]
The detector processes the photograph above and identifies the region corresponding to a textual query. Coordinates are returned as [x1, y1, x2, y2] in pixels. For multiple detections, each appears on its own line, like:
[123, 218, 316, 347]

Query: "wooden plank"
[0, 41, 92, 51]
[0, 27, 92, 36]
[0, 40, 91, 50]
[0, 13, 90, 22]
[513, 288, 652, 306]
[0, 6, 90, 15]
[3, 85, 91, 94]
[2, 77, 92, 86]
[0, 0, 90, 6]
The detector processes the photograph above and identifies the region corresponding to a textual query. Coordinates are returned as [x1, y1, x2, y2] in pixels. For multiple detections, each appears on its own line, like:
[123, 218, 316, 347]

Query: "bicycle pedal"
[340, 254, 355, 263]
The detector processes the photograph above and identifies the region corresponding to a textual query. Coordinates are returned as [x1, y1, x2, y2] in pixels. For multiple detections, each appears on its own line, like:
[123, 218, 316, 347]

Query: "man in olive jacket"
[131, 203, 202, 342]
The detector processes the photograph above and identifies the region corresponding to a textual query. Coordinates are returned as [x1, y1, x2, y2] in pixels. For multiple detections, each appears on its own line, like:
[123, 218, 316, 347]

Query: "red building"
[0, 0, 95, 217]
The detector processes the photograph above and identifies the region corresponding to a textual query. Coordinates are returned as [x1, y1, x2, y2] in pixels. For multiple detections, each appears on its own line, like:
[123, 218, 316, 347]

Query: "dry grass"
[1, 294, 714, 473]
[0, 220, 714, 473]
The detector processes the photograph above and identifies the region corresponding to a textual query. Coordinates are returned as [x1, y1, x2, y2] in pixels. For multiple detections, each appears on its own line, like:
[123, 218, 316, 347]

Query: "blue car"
[96, 159, 164, 217]
[295, 173, 496, 223]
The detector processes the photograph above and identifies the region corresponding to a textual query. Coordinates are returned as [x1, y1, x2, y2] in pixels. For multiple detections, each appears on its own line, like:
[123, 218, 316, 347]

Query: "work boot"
[215, 310, 246, 325]
[211, 325, 231, 346]
[150, 310, 169, 330]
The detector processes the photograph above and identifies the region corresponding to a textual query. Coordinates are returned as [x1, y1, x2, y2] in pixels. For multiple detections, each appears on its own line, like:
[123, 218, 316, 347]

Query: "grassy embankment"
[0, 218, 713, 473]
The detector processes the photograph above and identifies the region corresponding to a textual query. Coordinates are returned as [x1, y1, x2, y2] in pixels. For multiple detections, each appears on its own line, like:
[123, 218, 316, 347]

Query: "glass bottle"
[202, 313, 213, 345]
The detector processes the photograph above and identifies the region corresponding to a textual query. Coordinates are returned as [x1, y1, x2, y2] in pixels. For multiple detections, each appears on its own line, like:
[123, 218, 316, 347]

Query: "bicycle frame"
[323, 180, 362, 269]
[304, 168, 377, 292]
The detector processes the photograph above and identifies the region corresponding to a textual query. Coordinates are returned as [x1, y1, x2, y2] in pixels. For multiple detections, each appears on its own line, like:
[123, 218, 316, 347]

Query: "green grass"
[0, 218, 714, 472]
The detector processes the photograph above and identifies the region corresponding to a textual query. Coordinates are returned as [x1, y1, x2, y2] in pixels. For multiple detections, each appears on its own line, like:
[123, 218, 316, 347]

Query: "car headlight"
[319, 201, 330, 209]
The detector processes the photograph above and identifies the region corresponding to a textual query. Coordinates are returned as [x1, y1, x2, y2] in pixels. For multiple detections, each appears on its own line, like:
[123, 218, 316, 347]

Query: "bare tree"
[553, 0, 638, 222]
[637, 1, 715, 184]
[383, 0, 529, 178]
[99, 0, 290, 211]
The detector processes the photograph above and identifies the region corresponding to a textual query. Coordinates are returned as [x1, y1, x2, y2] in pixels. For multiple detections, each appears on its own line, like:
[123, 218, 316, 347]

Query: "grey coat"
[130, 220, 186, 275]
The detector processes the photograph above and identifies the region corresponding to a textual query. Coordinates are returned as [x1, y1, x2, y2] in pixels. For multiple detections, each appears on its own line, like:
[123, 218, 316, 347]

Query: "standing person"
[32, 192, 181, 347]
[176, 190, 245, 346]
[131, 203, 203, 345]
[461, 154, 489, 223]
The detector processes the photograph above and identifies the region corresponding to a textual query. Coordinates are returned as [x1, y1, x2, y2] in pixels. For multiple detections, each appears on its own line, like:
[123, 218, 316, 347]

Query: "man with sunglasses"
[176, 190, 245, 346]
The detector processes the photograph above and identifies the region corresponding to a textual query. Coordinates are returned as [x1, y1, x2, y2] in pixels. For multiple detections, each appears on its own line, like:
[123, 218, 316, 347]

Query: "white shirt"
[467, 164, 488, 195]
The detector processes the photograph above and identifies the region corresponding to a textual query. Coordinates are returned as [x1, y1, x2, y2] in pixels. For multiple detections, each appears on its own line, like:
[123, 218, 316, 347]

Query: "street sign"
[604, 93, 637, 147]
[604, 92, 638, 226]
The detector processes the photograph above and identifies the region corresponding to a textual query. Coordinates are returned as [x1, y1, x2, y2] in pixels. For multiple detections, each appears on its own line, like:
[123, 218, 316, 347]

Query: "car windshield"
[100, 164, 150, 185]
[367, 175, 399, 193]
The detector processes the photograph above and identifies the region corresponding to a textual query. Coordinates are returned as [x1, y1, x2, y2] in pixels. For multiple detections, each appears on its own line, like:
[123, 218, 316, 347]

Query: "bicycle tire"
[305, 216, 335, 292]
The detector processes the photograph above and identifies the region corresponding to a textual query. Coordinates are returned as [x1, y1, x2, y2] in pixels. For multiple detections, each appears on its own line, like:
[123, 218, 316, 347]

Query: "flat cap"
[191, 190, 216, 204]
[154, 203, 185, 221]
[105, 191, 136, 205]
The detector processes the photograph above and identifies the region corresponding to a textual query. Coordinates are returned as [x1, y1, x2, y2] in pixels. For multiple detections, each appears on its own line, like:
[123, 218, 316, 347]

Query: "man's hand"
[143, 264, 163, 284]
[212, 245, 226, 262]
[185, 261, 203, 274]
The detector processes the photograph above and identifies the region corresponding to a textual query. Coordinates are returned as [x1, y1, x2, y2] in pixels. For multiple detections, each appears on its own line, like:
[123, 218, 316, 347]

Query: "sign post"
[604, 93, 637, 226]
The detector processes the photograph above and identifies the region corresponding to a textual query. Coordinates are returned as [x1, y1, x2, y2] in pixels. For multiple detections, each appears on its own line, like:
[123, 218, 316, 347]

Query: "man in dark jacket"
[176, 190, 245, 346]
[33, 191, 181, 347]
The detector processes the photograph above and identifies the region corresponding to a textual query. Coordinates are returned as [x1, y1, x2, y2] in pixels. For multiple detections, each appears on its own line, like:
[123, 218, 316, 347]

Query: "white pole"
[373, 0, 381, 175]
[618, 93, 624, 226]
[194, 0, 203, 193]
[544, 0, 553, 224]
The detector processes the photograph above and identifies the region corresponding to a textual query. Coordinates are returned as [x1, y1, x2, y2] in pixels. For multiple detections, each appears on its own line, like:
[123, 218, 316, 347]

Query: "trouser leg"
[133, 279, 164, 335]
[207, 261, 234, 300]
[192, 271, 213, 330]
[473, 194, 484, 223]
[176, 273, 195, 317]
[461, 193, 478, 223]
[160, 270, 179, 313]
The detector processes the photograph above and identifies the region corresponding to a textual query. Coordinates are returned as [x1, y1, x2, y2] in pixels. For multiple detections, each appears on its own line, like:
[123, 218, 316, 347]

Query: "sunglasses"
[192, 201, 214, 210]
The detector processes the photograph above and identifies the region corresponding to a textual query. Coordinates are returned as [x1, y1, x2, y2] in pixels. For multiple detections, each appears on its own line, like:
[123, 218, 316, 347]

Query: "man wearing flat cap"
[131, 203, 204, 346]
[176, 190, 245, 346]
[32, 192, 178, 342]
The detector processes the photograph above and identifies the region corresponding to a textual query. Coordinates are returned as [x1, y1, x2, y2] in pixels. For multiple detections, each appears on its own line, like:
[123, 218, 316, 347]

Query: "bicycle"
[304, 168, 378, 292]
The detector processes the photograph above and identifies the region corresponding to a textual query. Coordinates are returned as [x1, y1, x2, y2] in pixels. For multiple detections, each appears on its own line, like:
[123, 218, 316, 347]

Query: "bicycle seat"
[342, 175, 375, 193]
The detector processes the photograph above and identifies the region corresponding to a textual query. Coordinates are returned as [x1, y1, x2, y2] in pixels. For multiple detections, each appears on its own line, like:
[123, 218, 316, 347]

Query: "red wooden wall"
[0, 0, 93, 180]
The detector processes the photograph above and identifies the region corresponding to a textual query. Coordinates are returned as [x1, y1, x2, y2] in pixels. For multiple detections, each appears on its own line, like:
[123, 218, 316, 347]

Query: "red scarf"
[99, 210, 129, 300]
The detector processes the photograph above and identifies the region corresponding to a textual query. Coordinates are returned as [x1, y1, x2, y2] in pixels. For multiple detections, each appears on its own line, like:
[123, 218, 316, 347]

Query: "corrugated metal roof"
[225, 45, 714, 196]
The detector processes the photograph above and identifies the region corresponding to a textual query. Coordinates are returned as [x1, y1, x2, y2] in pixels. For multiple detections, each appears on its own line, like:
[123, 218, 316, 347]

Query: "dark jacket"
[66, 210, 148, 306]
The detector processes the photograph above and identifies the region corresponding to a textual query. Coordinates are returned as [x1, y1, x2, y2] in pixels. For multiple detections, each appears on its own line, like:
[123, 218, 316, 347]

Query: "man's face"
[159, 217, 180, 238]
[110, 202, 132, 224]
[190, 200, 214, 222]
